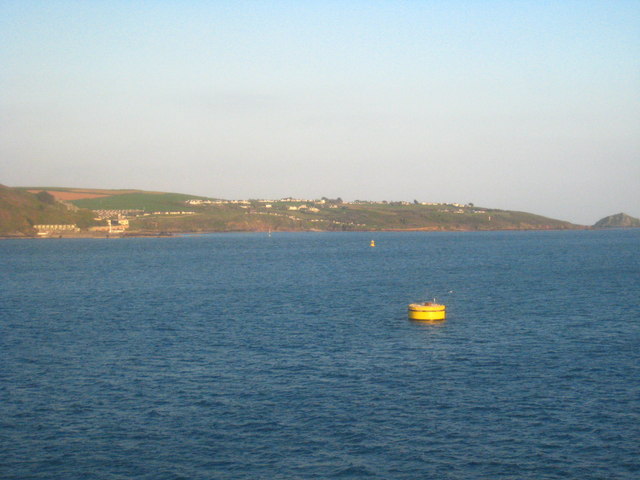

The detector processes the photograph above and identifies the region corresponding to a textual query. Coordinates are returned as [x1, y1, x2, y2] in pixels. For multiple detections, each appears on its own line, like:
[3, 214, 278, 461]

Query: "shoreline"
[1, 225, 597, 240]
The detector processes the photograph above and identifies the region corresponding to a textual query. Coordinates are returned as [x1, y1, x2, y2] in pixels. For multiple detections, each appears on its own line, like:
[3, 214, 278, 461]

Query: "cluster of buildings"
[93, 209, 143, 219]
[89, 218, 129, 234]
[185, 199, 249, 206]
[33, 224, 80, 236]
[186, 197, 478, 207]
[184, 198, 487, 216]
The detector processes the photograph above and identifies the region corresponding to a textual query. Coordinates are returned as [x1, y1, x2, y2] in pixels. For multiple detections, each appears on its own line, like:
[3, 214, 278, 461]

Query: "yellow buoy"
[370, 240, 375, 247]
[408, 301, 446, 321]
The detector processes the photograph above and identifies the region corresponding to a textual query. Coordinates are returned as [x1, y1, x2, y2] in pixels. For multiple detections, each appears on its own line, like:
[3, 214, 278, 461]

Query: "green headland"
[0, 184, 596, 237]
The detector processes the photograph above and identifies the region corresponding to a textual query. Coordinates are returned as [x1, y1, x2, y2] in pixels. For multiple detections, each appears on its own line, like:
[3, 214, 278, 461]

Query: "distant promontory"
[593, 213, 640, 229]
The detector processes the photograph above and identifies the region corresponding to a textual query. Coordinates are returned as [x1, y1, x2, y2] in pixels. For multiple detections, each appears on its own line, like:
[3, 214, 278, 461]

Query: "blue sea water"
[1, 230, 639, 479]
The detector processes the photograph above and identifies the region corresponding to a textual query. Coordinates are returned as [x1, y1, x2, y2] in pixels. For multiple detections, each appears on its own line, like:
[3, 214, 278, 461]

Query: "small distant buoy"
[370, 240, 375, 247]
[408, 301, 446, 321]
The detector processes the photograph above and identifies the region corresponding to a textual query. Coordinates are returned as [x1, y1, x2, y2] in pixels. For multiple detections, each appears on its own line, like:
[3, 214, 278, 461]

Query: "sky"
[1, 1, 639, 225]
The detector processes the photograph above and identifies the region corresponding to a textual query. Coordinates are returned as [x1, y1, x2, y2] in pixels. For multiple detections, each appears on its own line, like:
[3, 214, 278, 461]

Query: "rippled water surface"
[1, 230, 639, 479]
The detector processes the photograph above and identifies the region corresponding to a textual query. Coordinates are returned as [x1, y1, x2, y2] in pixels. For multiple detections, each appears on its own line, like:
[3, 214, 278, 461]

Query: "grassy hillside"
[71, 192, 209, 211]
[0, 185, 95, 236]
[130, 199, 582, 233]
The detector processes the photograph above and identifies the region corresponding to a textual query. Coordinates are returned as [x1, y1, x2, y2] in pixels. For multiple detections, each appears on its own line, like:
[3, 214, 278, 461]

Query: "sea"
[1, 229, 639, 480]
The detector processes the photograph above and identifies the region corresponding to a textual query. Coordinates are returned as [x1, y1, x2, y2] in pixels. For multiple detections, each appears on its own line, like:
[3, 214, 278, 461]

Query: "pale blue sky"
[1, 1, 638, 224]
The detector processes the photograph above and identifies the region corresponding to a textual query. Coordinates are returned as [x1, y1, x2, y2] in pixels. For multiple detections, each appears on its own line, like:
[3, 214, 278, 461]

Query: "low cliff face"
[593, 213, 640, 228]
